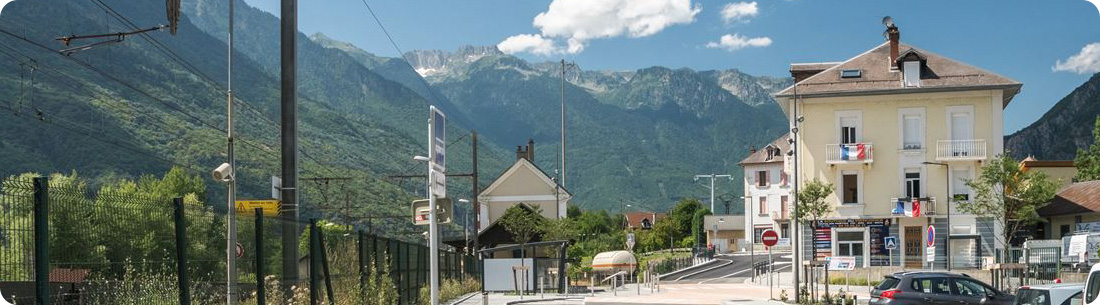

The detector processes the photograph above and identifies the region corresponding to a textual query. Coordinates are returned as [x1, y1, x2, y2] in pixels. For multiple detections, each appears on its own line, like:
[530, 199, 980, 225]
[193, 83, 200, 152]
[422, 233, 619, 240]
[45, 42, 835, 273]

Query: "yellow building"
[1020, 157, 1077, 189]
[774, 22, 1021, 269]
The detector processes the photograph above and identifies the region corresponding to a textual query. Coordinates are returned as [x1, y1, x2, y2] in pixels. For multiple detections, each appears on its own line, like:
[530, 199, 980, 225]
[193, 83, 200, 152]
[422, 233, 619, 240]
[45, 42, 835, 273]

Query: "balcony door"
[949, 110, 973, 156]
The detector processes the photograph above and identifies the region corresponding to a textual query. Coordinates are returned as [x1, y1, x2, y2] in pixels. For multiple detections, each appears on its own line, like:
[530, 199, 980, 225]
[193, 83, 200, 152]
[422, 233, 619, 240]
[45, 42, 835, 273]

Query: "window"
[841, 69, 862, 78]
[780, 171, 788, 186]
[950, 111, 973, 141]
[905, 170, 922, 199]
[954, 278, 990, 298]
[842, 172, 859, 204]
[780, 223, 790, 238]
[837, 111, 861, 144]
[757, 171, 768, 187]
[903, 61, 921, 87]
[911, 277, 952, 295]
[903, 114, 922, 149]
[836, 231, 865, 263]
[759, 196, 768, 216]
[1088, 270, 1100, 303]
[841, 126, 857, 144]
[876, 277, 900, 290]
[952, 167, 970, 200]
[753, 227, 770, 243]
[1062, 292, 1083, 305]
[1062, 225, 1072, 238]
[780, 196, 789, 219]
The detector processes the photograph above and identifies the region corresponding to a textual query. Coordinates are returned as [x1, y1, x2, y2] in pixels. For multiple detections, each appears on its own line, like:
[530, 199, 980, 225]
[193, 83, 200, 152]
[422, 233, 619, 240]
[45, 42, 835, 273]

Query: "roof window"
[840, 69, 862, 78]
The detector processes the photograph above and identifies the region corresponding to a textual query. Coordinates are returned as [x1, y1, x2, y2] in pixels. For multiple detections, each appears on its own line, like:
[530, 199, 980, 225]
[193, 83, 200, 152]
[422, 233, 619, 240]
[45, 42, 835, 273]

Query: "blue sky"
[242, 0, 1100, 133]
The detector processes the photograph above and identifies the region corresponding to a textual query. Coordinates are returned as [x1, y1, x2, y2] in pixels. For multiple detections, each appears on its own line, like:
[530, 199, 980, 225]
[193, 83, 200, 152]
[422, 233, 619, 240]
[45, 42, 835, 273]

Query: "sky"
[241, 0, 1100, 133]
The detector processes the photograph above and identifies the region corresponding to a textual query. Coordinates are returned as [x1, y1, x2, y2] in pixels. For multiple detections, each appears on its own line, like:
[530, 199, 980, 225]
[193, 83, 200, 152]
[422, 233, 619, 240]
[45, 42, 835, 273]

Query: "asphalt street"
[674, 252, 792, 284]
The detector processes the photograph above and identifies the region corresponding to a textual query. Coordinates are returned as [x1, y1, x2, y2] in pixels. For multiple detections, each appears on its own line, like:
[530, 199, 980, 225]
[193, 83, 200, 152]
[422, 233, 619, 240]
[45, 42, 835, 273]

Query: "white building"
[740, 134, 793, 246]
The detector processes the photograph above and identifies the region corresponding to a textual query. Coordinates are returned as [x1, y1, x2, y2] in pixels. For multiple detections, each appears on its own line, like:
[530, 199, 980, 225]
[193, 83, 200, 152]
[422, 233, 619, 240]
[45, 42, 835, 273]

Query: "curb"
[505, 297, 585, 304]
[658, 259, 718, 279]
[446, 292, 481, 305]
[672, 259, 734, 281]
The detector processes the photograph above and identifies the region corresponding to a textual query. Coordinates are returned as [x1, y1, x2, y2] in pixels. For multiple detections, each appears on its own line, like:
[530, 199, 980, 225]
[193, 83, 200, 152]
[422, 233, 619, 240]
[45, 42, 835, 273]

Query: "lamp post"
[620, 202, 632, 230]
[922, 161, 951, 270]
[413, 154, 440, 304]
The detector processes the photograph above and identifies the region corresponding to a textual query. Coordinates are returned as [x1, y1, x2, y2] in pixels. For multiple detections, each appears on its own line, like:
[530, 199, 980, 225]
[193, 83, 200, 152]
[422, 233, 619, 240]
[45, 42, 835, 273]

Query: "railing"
[825, 143, 874, 164]
[936, 139, 987, 161]
[770, 211, 789, 220]
[889, 197, 937, 216]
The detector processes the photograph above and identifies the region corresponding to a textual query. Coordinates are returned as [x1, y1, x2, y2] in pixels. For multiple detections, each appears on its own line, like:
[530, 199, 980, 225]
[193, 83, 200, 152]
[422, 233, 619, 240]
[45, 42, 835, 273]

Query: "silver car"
[1016, 283, 1085, 305]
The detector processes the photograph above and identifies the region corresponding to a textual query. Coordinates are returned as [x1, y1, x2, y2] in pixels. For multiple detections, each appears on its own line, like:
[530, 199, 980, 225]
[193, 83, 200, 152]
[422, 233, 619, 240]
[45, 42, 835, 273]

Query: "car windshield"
[876, 277, 900, 290]
[1017, 289, 1051, 305]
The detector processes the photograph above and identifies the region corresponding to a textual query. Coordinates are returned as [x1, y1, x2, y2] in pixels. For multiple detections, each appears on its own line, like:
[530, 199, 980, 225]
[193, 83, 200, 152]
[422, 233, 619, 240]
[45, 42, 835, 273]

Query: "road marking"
[674, 259, 732, 281]
[698, 262, 792, 284]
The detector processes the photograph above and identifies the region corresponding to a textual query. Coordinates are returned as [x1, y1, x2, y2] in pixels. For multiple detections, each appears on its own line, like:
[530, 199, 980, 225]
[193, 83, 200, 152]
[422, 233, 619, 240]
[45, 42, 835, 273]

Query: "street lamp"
[413, 153, 440, 304]
[922, 161, 950, 270]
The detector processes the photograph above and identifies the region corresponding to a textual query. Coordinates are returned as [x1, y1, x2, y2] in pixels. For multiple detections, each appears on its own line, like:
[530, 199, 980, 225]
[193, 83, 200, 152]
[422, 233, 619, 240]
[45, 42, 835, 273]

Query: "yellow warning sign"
[235, 200, 280, 216]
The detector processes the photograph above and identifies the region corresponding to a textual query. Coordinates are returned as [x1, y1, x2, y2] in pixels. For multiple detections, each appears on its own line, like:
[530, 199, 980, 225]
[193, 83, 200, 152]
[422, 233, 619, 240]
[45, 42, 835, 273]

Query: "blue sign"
[884, 236, 898, 250]
[926, 225, 936, 247]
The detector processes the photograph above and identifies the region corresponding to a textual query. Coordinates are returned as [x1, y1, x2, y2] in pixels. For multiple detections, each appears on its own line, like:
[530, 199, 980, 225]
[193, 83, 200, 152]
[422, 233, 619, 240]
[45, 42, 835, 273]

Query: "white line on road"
[698, 262, 791, 284]
[674, 259, 732, 281]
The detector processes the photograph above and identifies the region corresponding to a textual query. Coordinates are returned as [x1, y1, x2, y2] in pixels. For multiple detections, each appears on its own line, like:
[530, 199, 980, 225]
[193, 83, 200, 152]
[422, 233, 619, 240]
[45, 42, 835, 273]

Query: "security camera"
[212, 163, 233, 182]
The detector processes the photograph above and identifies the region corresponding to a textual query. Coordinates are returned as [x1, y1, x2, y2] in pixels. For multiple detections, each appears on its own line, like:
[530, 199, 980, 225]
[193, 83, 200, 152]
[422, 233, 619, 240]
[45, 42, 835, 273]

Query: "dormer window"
[903, 61, 921, 87]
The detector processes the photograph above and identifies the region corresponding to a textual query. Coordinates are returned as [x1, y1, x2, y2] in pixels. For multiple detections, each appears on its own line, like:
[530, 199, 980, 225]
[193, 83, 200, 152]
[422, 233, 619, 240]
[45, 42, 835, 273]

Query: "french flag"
[840, 143, 866, 161]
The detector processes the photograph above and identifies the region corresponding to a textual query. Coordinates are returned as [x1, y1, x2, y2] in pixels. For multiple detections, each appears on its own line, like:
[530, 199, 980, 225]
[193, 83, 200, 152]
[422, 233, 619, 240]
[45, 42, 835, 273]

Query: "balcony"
[826, 143, 874, 164]
[890, 197, 937, 217]
[771, 211, 789, 220]
[935, 140, 987, 161]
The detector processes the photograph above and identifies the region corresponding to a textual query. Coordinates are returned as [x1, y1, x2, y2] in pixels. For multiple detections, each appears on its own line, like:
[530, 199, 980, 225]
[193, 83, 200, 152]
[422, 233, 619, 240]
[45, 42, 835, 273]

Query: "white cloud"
[499, 0, 701, 55]
[705, 33, 772, 52]
[498, 34, 562, 55]
[720, 2, 758, 23]
[1053, 42, 1100, 74]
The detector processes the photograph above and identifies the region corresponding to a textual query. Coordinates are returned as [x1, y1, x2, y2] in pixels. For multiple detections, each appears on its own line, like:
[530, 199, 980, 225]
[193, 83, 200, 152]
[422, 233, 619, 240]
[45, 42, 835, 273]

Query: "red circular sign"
[235, 243, 244, 258]
[761, 229, 779, 247]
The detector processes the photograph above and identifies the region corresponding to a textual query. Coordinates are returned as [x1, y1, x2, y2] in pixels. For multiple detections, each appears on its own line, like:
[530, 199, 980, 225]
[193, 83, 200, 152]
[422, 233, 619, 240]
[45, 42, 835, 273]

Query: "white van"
[1084, 264, 1100, 305]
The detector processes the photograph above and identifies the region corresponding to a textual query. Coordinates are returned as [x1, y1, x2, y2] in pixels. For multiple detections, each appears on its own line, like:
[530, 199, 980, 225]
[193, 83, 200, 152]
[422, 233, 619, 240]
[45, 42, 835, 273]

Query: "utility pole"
[225, 1, 237, 303]
[279, 0, 300, 291]
[559, 60, 575, 188]
[694, 174, 732, 212]
[791, 83, 802, 303]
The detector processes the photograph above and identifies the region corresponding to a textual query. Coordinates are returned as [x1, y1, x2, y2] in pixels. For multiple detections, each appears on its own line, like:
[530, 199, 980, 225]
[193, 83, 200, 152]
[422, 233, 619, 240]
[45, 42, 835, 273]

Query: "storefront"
[812, 218, 892, 267]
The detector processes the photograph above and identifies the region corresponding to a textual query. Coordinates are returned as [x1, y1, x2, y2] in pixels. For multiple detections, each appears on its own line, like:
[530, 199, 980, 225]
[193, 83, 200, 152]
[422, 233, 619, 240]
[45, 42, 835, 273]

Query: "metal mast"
[226, 1, 237, 303]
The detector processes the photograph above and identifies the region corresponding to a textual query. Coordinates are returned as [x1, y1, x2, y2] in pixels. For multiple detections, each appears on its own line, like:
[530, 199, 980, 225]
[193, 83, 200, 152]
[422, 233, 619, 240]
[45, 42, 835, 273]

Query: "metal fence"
[0, 176, 479, 304]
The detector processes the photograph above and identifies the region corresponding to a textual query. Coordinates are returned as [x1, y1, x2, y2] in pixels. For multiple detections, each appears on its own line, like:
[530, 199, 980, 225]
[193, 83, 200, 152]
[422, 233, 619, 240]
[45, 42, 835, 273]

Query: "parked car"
[1084, 264, 1100, 305]
[1016, 284, 1084, 305]
[870, 271, 1013, 305]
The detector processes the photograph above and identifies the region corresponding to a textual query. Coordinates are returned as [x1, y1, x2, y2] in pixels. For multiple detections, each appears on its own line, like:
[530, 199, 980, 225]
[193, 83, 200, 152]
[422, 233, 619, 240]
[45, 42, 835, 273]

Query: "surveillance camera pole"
[225, 0, 238, 303]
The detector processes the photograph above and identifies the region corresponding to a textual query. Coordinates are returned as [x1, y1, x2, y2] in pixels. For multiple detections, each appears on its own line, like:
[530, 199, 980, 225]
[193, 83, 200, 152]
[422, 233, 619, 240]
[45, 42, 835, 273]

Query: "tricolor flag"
[912, 198, 921, 217]
[840, 143, 867, 161]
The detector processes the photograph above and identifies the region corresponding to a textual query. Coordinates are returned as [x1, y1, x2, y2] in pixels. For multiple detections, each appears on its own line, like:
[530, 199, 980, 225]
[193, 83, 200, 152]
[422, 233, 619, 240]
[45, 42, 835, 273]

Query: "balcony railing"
[890, 197, 936, 217]
[825, 143, 874, 164]
[771, 211, 789, 220]
[936, 140, 987, 161]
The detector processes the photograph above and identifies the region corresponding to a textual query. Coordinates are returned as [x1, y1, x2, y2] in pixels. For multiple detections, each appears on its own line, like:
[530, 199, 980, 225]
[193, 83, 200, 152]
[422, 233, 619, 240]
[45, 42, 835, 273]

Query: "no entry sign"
[761, 229, 779, 247]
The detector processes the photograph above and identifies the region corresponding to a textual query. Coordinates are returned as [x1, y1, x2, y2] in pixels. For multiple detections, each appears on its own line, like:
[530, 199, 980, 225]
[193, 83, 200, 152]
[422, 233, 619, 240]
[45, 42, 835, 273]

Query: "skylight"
[840, 69, 861, 78]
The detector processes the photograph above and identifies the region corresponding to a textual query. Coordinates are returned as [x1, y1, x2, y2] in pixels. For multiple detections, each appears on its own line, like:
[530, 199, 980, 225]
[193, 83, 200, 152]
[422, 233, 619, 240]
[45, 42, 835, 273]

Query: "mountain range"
[1006, 72, 1100, 161]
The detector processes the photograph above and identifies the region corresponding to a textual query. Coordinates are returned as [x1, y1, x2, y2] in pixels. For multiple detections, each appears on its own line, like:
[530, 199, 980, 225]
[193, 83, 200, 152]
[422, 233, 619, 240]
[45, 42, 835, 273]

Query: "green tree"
[794, 179, 835, 226]
[960, 154, 1058, 249]
[669, 198, 703, 238]
[499, 205, 546, 258]
[1075, 116, 1100, 182]
[692, 208, 712, 247]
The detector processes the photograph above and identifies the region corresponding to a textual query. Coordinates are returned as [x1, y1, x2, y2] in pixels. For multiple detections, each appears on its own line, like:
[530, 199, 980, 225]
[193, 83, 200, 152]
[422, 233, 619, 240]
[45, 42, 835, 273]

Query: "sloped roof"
[775, 42, 1021, 106]
[479, 157, 572, 198]
[1037, 180, 1100, 216]
[740, 134, 791, 165]
[624, 212, 665, 228]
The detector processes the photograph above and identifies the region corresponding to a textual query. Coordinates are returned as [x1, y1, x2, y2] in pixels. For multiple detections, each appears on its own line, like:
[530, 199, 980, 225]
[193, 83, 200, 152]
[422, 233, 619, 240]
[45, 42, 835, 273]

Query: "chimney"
[527, 138, 535, 162]
[887, 24, 900, 69]
[750, 146, 757, 154]
[516, 145, 526, 161]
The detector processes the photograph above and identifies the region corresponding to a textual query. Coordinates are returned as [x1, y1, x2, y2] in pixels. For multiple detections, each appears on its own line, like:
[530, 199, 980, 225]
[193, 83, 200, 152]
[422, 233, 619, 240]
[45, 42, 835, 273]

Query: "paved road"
[674, 252, 791, 284]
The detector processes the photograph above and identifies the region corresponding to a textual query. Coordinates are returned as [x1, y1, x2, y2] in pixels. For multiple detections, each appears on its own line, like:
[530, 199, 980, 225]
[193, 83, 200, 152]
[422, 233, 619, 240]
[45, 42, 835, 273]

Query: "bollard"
[637, 274, 641, 295]
[613, 275, 617, 296]
[482, 291, 489, 305]
[540, 276, 545, 299]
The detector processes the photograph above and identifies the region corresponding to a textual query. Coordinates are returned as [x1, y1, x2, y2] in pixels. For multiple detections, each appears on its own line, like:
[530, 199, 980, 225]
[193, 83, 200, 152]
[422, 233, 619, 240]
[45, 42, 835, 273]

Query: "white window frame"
[835, 110, 863, 144]
[831, 227, 870, 266]
[946, 105, 975, 141]
[898, 108, 925, 151]
[904, 167, 923, 199]
[838, 170, 863, 205]
[950, 165, 974, 202]
[904, 61, 921, 87]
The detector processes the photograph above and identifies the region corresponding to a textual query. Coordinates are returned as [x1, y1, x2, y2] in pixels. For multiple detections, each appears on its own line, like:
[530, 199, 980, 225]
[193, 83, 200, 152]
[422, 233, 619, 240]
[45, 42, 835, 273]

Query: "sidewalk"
[743, 271, 877, 299]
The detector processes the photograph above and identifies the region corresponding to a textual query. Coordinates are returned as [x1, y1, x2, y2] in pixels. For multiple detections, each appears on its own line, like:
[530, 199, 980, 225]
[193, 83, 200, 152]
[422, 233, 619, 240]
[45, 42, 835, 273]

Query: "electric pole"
[225, 1, 237, 303]
[280, 0, 300, 291]
[694, 174, 732, 212]
[559, 60, 575, 188]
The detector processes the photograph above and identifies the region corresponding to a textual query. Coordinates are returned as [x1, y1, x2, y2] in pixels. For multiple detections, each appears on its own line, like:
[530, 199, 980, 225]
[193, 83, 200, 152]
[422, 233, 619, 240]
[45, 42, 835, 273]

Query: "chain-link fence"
[0, 176, 480, 304]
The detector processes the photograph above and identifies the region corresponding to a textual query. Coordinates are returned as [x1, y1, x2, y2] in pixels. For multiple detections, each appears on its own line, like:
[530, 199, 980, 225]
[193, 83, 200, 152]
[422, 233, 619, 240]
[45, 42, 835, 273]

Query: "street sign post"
[885, 236, 898, 250]
[235, 200, 280, 216]
[927, 225, 936, 270]
[412, 198, 453, 225]
[427, 106, 446, 305]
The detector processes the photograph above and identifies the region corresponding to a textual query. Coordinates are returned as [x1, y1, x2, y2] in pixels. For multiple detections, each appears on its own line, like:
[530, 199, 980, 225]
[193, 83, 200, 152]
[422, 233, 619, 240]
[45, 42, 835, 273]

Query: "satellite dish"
[882, 16, 895, 28]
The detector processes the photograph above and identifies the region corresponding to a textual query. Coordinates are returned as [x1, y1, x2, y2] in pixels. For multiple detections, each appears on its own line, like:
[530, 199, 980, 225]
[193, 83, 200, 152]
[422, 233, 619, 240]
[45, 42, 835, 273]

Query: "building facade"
[774, 23, 1020, 269]
[740, 134, 793, 247]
